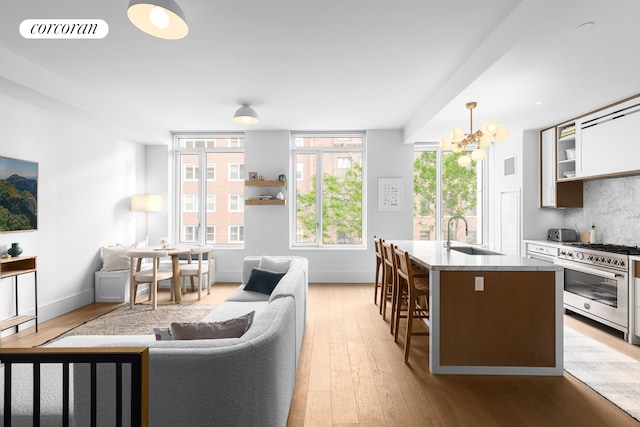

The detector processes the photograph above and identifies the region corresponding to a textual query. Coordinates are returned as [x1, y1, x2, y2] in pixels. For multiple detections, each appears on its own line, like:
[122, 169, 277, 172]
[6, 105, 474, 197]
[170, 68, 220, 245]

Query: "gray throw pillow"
[170, 311, 255, 340]
[258, 255, 291, 273]
[244, 268, 285, 295]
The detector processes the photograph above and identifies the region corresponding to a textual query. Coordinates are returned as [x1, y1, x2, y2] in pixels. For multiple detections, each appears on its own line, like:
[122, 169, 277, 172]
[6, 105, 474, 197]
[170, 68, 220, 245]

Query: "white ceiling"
[1, 0, 639, 145]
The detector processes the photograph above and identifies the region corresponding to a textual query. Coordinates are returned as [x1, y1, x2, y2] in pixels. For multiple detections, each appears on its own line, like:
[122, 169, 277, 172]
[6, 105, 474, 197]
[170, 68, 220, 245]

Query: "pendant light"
[233, 104, 260, 125]
[127, 0, 189, 40]
[440, 102, 509, 167]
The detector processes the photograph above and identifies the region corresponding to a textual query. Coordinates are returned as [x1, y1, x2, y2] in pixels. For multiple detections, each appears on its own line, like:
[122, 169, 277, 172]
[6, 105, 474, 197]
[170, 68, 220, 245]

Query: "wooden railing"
[1, 347, 149, 427]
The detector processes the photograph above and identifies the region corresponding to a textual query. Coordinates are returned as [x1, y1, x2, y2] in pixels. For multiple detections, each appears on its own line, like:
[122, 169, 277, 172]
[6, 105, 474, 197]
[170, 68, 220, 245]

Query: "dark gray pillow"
[244, 267, 286, 295]
[170, 311, 255, 340]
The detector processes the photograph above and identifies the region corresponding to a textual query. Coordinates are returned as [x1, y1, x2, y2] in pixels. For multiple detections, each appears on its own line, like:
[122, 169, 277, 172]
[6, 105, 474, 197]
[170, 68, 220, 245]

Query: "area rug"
[564, 326, 640, 421]
[48, 303, 216, 343]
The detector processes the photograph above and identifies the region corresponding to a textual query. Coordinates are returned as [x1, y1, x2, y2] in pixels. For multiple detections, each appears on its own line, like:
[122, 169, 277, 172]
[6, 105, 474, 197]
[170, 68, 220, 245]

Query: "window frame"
[413, 143, 487, 246]
[290, 131, 367, 249]
[173, 132, 245, 248]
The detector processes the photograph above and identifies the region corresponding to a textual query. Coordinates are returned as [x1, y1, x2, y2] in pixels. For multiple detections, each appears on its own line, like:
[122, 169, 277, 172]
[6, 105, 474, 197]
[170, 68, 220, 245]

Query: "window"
[207, 163, 216, 181]
[174, 133, 244, 247]
[229, 225, 244, 243]
[229, 194, 244, 212]
[292, 133, 365, 247]
[229, 163, 244, 181]
[184, 163, 198, 181]
[206, 226, 215, 243]
[207, 194, 216, 212]
[184, 194, 198, 212]
[413, 147, 484, 244]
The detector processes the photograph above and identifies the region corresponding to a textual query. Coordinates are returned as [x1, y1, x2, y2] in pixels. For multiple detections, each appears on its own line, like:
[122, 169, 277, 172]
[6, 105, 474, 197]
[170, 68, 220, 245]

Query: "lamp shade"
[127, 0, 188, 40]
[131, 194, 164, 212]
[233, 104, 260, 125]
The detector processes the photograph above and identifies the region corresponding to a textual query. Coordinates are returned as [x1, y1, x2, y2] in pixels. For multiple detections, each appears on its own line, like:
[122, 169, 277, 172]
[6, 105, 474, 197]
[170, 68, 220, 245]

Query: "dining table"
[128, 245, 195, 304]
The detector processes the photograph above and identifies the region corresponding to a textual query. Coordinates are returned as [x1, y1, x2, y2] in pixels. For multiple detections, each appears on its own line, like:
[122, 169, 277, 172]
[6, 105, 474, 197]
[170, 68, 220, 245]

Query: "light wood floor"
[2, 283, 640, 426]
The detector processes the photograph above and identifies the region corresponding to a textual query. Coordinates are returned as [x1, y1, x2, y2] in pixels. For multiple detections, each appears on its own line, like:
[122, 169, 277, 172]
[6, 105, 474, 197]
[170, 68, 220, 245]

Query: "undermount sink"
[450, 246, 502, 256]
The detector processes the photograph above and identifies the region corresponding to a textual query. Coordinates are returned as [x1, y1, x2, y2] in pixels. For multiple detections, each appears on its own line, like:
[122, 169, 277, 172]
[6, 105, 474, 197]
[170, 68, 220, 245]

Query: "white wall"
[488, 129, 564, 255]
[0, 93, 146, 334]
[177, 129, 414, 283]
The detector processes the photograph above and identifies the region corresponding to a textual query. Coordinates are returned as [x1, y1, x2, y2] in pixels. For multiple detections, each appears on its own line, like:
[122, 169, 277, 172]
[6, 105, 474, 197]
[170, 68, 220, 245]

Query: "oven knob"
[567, 252, 572, 257]
[584, 303, 590, 310]
[621, 260, 626, 268]
[576, 252, 583, 260]
[560, 250, 566, 255]
[587, 255, 593, 261]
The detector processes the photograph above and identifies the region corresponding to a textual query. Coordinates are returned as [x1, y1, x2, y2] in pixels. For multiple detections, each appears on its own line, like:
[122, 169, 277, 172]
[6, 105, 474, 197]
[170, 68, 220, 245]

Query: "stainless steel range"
[555, 243, 640, 341]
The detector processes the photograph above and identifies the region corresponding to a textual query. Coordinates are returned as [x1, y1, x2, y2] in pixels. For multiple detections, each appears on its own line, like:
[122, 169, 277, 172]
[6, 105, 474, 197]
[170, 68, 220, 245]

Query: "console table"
[0, 256, 38, 333]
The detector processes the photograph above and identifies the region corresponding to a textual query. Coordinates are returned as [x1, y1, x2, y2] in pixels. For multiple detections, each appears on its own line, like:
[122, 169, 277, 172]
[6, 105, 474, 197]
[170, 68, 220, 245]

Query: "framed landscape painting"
[0, 156, 38, 232]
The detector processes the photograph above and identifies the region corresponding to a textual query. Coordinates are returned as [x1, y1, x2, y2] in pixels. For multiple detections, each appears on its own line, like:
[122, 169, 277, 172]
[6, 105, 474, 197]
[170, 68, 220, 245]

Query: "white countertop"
[391, 240, 562, 271]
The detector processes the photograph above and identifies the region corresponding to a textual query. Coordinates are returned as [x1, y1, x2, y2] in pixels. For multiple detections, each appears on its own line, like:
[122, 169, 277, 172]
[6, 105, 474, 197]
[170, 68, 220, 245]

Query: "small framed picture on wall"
[248, 171, 258, 181]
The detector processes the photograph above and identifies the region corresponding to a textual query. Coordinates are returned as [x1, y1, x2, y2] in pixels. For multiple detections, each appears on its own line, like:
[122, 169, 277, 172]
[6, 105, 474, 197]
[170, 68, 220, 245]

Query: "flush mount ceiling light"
[233, 104, 260, 125]
[127, 0, 189, 40]
[440, 102, 509, 167]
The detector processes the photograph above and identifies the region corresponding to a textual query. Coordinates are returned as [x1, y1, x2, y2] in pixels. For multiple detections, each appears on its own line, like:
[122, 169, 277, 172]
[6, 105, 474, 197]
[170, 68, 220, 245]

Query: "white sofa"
[2, 256, 308, 427]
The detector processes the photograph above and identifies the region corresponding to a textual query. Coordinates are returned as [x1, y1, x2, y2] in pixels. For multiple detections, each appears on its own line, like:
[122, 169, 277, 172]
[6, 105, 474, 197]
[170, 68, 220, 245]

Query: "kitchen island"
[391, 240, 564, 375]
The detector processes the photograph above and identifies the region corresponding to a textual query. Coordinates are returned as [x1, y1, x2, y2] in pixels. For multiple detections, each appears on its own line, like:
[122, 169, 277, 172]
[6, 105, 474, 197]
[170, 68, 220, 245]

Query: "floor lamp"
[131, 194, 164, 245]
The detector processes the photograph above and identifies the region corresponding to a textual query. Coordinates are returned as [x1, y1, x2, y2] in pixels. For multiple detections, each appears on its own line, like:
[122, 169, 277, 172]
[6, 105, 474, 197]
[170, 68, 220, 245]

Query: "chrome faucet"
[446, 216, 468, 251]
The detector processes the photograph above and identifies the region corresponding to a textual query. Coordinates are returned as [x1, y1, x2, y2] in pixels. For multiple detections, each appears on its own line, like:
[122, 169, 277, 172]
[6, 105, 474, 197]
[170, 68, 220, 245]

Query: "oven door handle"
[554, 260, 623, 279]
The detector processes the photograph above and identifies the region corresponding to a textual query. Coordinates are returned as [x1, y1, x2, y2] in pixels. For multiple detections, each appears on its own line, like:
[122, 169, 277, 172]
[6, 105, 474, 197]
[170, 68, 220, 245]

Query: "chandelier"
[439, 102, 509, 167]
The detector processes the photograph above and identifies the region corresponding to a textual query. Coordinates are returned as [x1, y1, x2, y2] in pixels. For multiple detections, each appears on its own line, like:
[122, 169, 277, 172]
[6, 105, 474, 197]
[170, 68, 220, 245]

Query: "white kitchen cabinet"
[540, 127, 556, 207]
[539, 126, 583, 208]
[580, 100, 640, 178]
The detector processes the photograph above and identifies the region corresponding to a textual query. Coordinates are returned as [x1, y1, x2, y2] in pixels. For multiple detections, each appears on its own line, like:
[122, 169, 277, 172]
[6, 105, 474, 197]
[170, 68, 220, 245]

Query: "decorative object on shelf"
[233, 104, 260, 125]
[7, 242, 23, 257]
[259, 175, 265, 181]
[439, 102, 509, 167]
[278, 174, 286, 183]
[276, 191, 284, 200]
[127, 0, 189, 40]
[131, 194, 164, 244]
[248, 171, 258, 181]
[160, 237, 170, 249]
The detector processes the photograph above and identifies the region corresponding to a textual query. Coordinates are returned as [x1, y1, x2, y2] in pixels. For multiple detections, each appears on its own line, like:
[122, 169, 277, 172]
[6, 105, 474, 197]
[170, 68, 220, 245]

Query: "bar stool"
[373, 236, 384, 306]
[394, 246, 430, 364]
[380, 240, 397, 321]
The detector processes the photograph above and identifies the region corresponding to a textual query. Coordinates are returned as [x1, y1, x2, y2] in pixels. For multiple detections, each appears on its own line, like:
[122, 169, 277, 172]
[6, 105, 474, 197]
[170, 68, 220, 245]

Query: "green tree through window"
[414, 151, 479, 242]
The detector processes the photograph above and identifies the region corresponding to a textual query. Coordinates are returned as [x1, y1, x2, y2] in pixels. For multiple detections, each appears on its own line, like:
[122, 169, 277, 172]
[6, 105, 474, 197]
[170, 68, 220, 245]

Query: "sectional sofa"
[1, 255, 308, 427]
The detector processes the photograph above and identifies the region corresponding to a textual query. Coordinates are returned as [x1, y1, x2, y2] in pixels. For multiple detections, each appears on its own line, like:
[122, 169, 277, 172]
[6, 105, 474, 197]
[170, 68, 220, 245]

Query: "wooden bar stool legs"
[395, 247, 430, 364]
[381, 241, 397, 322]
[373, 236, 384, 305]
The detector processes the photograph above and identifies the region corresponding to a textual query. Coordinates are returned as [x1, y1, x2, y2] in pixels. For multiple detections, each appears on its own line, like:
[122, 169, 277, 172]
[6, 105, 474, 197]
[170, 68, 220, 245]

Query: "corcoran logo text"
[20, 19, 109, 39]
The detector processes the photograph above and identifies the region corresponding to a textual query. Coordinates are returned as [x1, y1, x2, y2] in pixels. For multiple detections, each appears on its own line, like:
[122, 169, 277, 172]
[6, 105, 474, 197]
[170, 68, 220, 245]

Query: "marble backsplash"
[564, 175, 640, 246]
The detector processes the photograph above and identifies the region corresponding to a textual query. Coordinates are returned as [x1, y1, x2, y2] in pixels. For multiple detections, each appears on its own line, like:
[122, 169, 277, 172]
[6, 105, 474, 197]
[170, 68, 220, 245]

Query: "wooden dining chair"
[127, 249, 173, 310]
[178, 246, 214, 300]
[373, 236, 384, 306]
[394, 246, 430, 364]
[380, 240, 397, 321]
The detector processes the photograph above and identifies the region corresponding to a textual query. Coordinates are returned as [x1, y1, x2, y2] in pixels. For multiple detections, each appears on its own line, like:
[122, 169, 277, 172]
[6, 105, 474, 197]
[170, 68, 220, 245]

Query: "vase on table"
[8, 242, 23, 257]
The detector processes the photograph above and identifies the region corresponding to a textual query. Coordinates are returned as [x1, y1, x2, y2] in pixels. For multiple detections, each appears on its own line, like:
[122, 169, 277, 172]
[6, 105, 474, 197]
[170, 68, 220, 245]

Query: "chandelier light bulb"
[494, 127, 509, 141]
[471, 148, 486, 161]
[451, 128, 465, 143]
[452, 142, 464, 153]
[458, 155, 472, 167]
[483, 120, 499, 136]
[479, 133, 492, 148]
[149, 6, 170, 28]
[440, 137, 452, 150]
